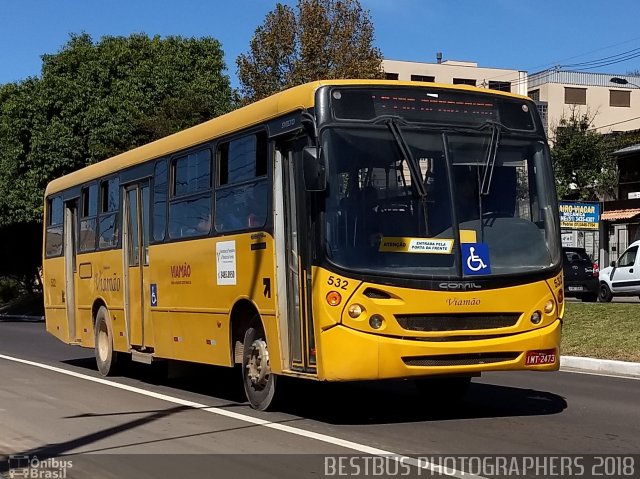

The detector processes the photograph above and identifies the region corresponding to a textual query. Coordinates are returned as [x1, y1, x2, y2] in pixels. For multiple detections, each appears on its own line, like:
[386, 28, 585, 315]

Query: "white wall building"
[382, 58, 529, 96]
[528, 70, 640, 135]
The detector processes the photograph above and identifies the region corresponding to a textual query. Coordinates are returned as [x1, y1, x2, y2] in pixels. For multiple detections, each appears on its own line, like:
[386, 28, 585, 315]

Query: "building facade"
[600, 144, 640, 266]
[382, 58, 529, 96]
[528, 70, 640, 135]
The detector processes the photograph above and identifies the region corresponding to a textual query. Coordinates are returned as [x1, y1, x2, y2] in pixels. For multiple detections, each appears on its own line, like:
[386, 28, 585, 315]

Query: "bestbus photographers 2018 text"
[324, 455, 636, 477]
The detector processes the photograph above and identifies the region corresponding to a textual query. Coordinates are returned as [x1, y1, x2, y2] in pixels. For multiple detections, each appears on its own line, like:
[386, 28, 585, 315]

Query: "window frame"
[564, 87, 587, 105]
[167, 146, 214, 241]
[488, 81, 511, 92]
[151, 158, 169, 244]
[610, 89, 631, 108]
[45, 195, 64, 258]
[214, 129, 271, 234]
[78, 181, 98, 253]
[618, 246, 638, 268]
[97, 176, 121, 251]
[410, 74, 435, 83]
[452, 78, 477, 86]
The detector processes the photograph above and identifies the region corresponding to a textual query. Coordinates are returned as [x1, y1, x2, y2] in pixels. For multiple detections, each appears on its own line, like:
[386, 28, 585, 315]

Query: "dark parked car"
[562, 247, 599, 302]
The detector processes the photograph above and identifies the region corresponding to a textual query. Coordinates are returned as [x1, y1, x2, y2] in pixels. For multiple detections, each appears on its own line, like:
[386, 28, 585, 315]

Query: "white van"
[598, 239, 640, 301]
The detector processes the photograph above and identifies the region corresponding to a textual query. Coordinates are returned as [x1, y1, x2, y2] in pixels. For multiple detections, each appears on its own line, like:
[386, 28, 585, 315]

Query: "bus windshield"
[321, 125, 561, 278]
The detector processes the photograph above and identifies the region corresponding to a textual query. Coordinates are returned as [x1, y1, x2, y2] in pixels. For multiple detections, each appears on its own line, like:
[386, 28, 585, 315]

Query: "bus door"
[123, 181, 152, 349]
[274, 146, 316, 373]
[63, 199, 79, 343]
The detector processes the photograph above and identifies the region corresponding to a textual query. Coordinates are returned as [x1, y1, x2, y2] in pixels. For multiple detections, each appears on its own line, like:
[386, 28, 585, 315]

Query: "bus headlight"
[543, 300, 555, 315]
[530, 311, 542, 325]
[369, 314, 384, 329]
[348, 304, 364, 318]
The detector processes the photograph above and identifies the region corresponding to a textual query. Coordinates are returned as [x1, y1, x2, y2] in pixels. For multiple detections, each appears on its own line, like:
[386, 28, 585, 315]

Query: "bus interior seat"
[483, 166, 517, 216]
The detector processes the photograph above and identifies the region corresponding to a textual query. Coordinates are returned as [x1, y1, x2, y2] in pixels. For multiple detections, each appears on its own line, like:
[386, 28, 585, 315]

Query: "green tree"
[0, 33, 233, 289]
[237, 0, 384, 103]
[550, 110, 617, 201]
[0, 32, 233, 227]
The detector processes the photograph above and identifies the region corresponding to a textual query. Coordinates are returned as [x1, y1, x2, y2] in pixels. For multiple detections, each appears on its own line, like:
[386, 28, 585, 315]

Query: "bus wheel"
[414, 376, 471, 402]
[242, 321, 277, 411]
[599, 283, 613, 303]
[95, 306, 119, 376]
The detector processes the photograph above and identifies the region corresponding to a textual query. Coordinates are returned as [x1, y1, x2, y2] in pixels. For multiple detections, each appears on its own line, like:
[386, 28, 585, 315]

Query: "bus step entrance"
[130, 349, 155, 364]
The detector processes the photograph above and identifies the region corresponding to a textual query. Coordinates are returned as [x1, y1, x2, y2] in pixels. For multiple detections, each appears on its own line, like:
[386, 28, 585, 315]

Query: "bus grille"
[395, 313, 521, 331]
[403, 352, 520, 367]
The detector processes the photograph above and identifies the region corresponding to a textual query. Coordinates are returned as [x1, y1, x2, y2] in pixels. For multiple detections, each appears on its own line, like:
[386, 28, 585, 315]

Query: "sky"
[1, 0, 640, 88]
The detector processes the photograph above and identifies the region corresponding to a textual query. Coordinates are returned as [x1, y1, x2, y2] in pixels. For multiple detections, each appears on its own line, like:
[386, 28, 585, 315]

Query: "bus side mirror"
[302, 146, 326, 192]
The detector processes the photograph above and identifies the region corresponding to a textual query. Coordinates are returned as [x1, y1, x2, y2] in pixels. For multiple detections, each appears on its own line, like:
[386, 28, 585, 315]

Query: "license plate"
[526, 350, 557, 366]
[568, 286, 584, 292]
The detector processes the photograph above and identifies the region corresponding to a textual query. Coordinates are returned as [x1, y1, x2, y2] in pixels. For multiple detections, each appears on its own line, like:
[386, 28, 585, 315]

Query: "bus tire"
[242, 319, 277, 411]
[414, 376, 471, 402]
[599, 283, 613, 303]
[94, 306, 119, 376]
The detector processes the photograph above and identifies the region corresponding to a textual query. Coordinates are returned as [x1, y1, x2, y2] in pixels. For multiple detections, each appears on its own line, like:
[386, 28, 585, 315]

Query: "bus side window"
[153, 160, 167, 242]
[215, 132, 269, 233]
[45, 196, 64, 257]
[168, 149, 212, 239]
[79, 184, 98, 252]
[98, 178, 120, 249]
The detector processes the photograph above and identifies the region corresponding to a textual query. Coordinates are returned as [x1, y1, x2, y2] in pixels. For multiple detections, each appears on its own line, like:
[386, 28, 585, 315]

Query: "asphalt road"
[1, 321, 639, 479]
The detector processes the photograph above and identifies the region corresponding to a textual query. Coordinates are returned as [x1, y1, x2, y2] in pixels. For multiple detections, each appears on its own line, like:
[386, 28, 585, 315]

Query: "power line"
[481, 36, 640, 84]
[589, 115, 640, 131]
[562, 47, 640, 68]
[530, 34, 640, 71]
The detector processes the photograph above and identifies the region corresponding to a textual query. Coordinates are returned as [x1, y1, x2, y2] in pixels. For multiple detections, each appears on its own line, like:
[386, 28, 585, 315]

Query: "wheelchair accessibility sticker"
[150, 284, 158, 307]
[462, 243, 491, 275]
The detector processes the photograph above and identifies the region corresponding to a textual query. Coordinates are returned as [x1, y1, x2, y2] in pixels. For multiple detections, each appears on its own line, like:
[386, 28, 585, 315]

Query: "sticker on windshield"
[379, 237, 453, 254]
[462, 243, 491, 275]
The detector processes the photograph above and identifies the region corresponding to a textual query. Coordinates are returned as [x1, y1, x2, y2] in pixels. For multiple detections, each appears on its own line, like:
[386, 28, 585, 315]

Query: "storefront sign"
[559, 202, 600, 230]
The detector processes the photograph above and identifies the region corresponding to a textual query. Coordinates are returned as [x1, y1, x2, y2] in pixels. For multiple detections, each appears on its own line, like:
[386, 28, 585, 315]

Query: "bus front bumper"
[317, 319, 561, 381]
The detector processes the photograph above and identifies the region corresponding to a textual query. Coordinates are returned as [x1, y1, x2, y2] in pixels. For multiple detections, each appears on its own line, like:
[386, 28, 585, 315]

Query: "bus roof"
[45, 79, 529, 196]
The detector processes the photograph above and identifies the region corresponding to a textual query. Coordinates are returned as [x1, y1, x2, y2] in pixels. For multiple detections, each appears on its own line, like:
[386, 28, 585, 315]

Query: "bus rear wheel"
[94, 306, 119, 376]
[242, 320, 277, 411]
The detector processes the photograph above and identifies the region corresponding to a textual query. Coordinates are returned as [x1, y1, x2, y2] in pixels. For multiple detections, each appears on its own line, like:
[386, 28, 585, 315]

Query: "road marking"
[559, 368, 640, 381]
[0, 353, 484, 479]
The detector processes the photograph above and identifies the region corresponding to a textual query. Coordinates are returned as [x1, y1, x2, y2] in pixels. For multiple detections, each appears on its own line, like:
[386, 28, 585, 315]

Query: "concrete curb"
[561, 355, 640, 378]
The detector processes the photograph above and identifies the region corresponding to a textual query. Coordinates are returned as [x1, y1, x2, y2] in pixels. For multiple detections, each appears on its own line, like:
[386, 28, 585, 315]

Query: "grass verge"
[561, 302, 640, 362]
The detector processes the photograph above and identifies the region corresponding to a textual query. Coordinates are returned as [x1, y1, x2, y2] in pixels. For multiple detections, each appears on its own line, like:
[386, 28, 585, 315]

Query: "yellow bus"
[43, 80, 563, 410]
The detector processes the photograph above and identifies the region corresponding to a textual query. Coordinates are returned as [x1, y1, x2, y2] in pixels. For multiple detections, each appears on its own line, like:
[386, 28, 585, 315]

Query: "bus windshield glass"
[321, 124, 560, 278]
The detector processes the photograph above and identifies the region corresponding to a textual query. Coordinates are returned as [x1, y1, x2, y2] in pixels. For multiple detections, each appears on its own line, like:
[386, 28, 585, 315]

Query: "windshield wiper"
[385, 118, 427, 198]
[480, 121, 502, 196]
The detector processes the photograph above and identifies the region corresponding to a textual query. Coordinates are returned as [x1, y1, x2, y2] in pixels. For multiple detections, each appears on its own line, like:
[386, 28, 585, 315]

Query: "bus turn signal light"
[326, 291, 342, 306]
